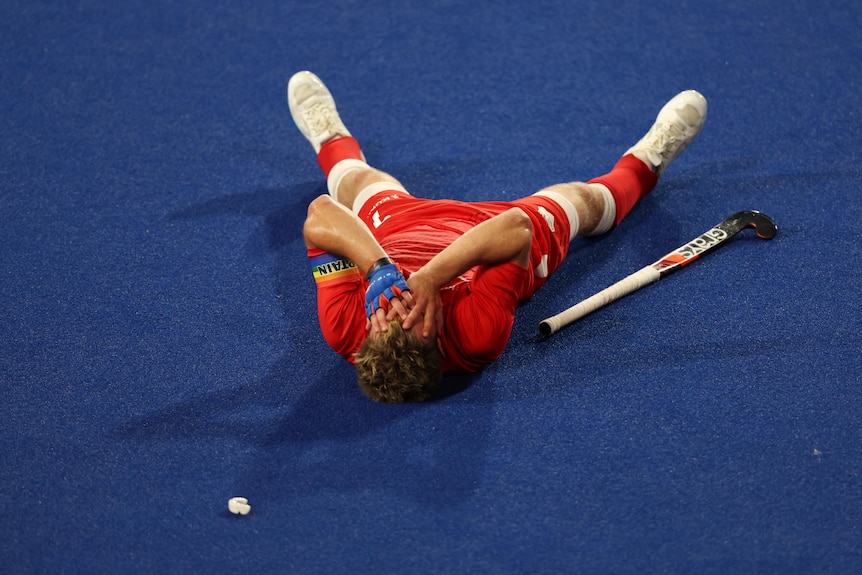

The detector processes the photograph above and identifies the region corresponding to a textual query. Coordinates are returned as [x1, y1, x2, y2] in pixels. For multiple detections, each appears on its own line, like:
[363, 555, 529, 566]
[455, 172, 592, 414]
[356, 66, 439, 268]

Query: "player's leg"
[533, 181, 608, 238]
[536, 90, 708, 239]
[287, 71, 409, 211]
[588, 89, 708, 230]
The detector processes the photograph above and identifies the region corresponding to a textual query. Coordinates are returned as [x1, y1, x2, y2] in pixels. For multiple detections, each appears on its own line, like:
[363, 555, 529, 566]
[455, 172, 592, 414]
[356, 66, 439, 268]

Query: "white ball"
[228, 497, 251, 515]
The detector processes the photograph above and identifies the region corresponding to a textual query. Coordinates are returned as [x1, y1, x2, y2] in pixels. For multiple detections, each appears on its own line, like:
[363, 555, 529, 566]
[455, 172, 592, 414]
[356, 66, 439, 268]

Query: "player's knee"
[343, 167, 401, 191]
[540, 181, 590, 201]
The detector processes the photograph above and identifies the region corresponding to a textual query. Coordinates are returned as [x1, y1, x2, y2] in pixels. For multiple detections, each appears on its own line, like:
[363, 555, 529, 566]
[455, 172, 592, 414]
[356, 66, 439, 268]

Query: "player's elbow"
[306, 194, 336, 221]
[511, 207, 533, 241]
[303, 195, 336, 247]
[508, 208, 533, 266]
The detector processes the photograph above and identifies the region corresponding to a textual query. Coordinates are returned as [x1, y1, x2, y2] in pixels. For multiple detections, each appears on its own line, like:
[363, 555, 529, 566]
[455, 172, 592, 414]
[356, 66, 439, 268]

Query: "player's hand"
[366, 291, 415, 335]
[402, 270, 444, 340]
[365, 262, 412, 333]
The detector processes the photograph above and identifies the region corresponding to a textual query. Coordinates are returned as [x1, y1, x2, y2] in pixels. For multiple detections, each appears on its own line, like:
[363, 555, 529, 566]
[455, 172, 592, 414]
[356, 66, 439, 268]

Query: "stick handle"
[538, 266, 661, 336]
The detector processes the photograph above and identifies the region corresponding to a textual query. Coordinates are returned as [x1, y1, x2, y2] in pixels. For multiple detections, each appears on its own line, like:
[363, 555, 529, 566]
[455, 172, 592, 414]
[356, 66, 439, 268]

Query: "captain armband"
[309, 252, 359, 284]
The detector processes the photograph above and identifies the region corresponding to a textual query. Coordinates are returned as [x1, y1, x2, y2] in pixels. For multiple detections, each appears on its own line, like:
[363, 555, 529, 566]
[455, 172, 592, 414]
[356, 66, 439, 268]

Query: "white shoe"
[625, 90, 707, 176]
[287, 71, 353, 153]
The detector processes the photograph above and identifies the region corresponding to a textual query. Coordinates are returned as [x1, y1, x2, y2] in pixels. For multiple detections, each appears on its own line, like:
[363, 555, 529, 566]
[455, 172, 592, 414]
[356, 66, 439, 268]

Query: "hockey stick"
[538, 210, 777, 336]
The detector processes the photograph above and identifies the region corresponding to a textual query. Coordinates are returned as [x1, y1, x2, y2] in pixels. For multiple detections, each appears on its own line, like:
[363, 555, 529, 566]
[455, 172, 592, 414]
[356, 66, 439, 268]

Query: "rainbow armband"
[309, 252, 359, 284]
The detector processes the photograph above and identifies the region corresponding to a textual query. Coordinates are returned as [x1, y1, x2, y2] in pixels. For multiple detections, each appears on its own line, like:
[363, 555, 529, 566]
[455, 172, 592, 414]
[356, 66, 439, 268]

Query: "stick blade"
[727, 210, 778, 240]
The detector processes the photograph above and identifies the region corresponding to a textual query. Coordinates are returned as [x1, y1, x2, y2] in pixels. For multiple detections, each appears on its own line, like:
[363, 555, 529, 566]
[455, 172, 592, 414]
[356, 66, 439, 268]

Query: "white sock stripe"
[533, 190, 580, 241]
[326, 159, 368, 202]
[587, 184, 617, 236]
[352, 181, 410, 214]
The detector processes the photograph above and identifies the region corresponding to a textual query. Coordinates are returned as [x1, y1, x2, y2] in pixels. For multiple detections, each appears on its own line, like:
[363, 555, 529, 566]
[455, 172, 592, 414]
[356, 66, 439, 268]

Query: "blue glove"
[365, 262, 409, 318]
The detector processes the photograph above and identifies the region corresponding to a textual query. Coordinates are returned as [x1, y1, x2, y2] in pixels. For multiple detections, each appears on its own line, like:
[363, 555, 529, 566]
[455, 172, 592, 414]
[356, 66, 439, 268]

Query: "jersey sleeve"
[308, 248, 367, 361]
[442, 262, 529, 372]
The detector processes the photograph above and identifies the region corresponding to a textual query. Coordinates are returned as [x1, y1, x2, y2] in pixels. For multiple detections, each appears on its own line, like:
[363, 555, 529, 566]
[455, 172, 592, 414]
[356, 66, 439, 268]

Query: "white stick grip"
[539, 266, 661, 335]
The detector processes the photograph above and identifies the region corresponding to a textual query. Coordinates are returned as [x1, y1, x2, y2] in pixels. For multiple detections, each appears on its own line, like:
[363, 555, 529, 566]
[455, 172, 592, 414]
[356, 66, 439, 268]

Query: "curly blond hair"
[353, 318, 442, 403]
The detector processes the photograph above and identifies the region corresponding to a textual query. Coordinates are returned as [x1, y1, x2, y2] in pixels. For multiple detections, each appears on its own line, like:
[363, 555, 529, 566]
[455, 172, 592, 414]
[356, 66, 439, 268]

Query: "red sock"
[588, 154, 658, 226]
[316, 136, 364, 178]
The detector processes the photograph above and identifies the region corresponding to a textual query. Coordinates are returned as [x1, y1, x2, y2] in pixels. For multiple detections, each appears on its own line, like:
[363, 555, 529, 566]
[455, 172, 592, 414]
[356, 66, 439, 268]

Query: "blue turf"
[2, 0, 860, 573]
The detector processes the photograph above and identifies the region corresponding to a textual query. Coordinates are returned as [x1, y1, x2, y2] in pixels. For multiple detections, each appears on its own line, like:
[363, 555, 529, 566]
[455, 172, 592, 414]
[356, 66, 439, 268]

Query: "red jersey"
[310, 190, 572, 373]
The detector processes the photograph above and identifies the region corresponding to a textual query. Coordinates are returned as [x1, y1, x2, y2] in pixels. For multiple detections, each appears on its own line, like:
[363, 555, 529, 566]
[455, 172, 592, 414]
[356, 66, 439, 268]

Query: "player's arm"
[303, 194, 389, 271]
[304, 195, 412, 330]
[403, 207, 533, 337]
